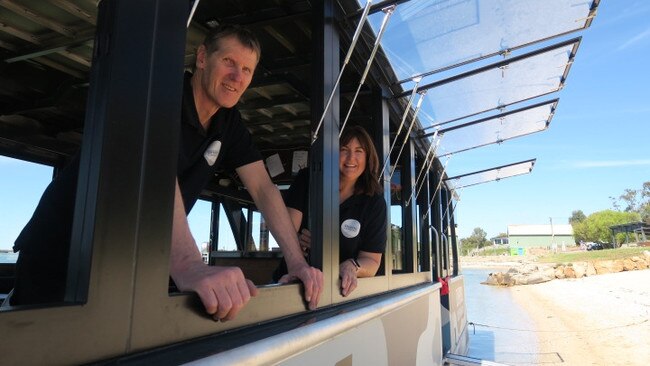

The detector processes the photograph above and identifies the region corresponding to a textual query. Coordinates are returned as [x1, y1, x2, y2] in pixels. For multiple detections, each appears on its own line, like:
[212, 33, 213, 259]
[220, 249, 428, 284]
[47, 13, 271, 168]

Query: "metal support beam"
[403, 139, 417, 273]
[310, 0, 339, 303]
[371, 87, 391, 276]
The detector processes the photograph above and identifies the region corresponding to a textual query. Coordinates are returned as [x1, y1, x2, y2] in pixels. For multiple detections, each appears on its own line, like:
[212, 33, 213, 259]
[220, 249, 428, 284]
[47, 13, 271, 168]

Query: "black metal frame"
[1, 1, 187, 364]
[0, 0, 449, 363]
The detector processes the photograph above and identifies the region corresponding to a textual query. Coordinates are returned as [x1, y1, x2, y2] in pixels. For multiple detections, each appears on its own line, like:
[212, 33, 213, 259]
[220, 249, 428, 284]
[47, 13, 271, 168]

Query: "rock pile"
[482, 250, 650, 286]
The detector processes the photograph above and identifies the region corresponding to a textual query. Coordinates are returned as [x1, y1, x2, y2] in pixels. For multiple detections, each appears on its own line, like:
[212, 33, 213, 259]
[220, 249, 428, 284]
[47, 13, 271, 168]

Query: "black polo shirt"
[178, 72, 262, 212]
[11, 72, 261, 304]
[285, 168, 387, 261]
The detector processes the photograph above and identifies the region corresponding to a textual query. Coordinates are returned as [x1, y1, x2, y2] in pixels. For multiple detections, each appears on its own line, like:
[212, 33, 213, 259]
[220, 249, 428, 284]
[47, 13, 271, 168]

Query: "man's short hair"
[202, 24, 261, 61]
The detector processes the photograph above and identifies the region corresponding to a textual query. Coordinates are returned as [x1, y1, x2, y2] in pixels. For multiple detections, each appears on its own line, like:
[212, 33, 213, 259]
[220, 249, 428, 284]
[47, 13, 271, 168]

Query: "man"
[11, 25, 323, 320]
[170, 25, 322, 320]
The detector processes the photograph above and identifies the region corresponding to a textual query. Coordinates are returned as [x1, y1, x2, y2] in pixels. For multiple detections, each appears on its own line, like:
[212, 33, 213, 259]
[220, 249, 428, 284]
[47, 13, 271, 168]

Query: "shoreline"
[509, 269, 650, 365]
[460, 255, 536, 270]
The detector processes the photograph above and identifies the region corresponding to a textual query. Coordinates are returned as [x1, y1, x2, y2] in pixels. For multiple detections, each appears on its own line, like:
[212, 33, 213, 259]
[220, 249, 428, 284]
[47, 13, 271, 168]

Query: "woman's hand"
[339, 259, 358, 297]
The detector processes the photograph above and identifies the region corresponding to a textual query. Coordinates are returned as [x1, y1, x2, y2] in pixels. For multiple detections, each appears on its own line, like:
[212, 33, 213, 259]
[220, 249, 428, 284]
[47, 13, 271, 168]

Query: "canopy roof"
[367, 0, 598, 84]
[0, 0, 601, 193]
[362, 0, 598, 194]
[445, 158, 535, 190]
[434, 99, 558, 156]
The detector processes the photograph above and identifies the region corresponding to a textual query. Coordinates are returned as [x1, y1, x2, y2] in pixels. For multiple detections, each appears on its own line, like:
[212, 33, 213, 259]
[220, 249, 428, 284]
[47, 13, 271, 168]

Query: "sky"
[448, 1, 650, 239]
[1, 1, 649, 250]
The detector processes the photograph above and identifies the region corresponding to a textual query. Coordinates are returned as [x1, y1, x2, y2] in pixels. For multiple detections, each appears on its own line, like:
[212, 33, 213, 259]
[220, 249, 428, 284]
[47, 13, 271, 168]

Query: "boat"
[0, 0, 599, 364]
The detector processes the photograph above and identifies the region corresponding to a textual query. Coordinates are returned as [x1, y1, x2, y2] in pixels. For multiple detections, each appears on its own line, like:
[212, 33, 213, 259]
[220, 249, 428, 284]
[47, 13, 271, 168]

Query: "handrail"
[429, 225, 439, 275]
[441, 233, 449, 276]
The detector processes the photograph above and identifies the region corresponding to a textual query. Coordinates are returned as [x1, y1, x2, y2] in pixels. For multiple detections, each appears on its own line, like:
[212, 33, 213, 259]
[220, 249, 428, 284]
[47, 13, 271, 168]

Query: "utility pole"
[550, 217, 556, 252]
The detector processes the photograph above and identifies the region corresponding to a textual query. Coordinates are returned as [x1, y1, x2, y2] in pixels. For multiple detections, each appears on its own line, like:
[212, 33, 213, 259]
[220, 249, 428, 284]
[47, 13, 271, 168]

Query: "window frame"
[1, 1, 443, 362]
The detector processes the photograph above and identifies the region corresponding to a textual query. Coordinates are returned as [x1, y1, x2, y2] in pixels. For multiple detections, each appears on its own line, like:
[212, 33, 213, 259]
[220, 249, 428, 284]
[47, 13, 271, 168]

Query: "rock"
[594, 260, 624, 274]
[525, 273, 553, 285]
[563, 266, 576, 278]
[480, 253, 648, 288]
[511, 274, 526, 285]
[614, 260, 625, 272]
[482, 274, 499, 286]
[631, 256, 648, 269]
[573, 262, 587, 278]
[482, 272, 507, 286]
[507, 267, 520, 274]
[543, 266, 557, 278]
[622, 258, 636, 271]
[520, 264, 539, 274]
[586, 262, 597, 276]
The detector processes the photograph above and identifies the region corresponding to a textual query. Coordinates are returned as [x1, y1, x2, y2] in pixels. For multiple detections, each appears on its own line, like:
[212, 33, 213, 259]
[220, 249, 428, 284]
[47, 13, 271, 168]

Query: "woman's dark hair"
[340, 125, 382, 196]
[202, 24, 261, 61]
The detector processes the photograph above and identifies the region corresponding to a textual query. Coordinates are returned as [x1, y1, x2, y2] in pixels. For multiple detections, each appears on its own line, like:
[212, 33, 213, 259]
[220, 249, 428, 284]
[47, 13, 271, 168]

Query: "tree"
[460, 227, 491, 255]
[569, 210, 586, 224]
[610, 181, 650, 223]
[572, 210, 641, 243]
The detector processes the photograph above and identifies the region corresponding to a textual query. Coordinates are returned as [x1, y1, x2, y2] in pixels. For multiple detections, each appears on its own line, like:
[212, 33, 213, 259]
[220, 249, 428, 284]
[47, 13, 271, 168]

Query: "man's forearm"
[238, 162, 308, 271]
[254, 184, 307, 269]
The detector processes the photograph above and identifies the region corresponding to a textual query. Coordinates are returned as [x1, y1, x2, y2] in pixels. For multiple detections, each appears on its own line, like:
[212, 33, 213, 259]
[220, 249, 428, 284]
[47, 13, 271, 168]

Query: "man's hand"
[236, 162, 323, 310]
[298, 228, 311, 255]
[278, 263, 323, 310]
[171, 181, 258, 321]
[339, 259, 358, 297]
[172, 261, 258, 321]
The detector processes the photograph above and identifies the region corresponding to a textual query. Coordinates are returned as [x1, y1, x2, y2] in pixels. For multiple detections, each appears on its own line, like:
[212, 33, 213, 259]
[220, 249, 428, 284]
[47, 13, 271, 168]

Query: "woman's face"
[340, 137, 366, 183]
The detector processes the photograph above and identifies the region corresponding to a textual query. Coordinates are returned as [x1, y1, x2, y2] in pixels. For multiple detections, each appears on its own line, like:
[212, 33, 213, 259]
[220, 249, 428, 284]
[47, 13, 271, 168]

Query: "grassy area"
[538, 247, 649, 264]
[486, 247, 510, 256]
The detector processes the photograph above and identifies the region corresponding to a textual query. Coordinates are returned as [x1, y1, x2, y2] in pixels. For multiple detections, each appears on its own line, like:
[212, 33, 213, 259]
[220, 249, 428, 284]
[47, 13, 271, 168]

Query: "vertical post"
[208, 200, 220, 265]
[66, 0, 186, 302]
[371, 87, 392, 276]
[402, 139, 417, 273]
[417, 166, 431, 273]
[431, 169, 443, 278]
[310, 0, 339, 303]
[440, 188, 450, 274]
[550, 217, 556, 252]
[449, 199, 459, 276]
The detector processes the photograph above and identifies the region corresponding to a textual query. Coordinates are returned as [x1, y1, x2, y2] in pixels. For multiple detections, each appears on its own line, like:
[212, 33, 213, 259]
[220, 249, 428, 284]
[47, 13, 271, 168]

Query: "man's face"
[196, 36, 258, 109]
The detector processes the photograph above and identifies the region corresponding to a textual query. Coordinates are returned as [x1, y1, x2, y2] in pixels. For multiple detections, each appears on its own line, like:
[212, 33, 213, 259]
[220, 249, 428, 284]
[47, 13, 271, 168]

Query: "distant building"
[508, 224, 574, 249]
[490, 236, 509, 246]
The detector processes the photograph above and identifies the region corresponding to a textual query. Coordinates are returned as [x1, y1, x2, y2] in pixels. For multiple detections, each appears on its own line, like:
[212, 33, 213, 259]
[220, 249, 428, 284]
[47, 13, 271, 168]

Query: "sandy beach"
[509, 269, 650, 366]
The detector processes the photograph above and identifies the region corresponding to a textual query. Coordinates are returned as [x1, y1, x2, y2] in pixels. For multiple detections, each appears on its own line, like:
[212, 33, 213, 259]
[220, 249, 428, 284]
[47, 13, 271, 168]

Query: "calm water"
[464, 268, 546, 365]
[0, 252, 17, 263]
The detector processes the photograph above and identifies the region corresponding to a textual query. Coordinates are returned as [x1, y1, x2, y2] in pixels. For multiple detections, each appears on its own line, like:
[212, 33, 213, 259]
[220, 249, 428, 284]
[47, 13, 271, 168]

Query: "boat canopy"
[445, 158, 537, 190]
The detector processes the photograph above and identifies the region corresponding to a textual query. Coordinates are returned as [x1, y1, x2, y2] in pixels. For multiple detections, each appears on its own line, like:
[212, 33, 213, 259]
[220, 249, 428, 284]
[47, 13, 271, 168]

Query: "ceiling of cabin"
[0, 0, 601, 191]
[0, 0, 386, 177]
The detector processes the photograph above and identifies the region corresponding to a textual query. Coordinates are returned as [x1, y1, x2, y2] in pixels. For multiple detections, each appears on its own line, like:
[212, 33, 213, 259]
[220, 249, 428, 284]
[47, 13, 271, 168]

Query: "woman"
[277, 126, 387, 297]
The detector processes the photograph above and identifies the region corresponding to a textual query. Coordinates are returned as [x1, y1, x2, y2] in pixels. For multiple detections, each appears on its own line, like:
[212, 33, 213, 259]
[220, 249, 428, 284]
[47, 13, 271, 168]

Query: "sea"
[0, 252, 18, 263]
[464, 268, 549, 365]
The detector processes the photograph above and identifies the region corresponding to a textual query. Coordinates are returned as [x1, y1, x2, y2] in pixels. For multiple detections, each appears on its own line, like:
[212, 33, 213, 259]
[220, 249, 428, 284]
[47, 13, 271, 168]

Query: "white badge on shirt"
[204, 140, 222, 166]
[341, 219, 361, 238]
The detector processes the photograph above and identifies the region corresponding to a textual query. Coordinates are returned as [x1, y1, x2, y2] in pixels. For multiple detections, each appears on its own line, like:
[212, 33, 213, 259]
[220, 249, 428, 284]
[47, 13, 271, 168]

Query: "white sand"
[510, 269, 650, 366]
